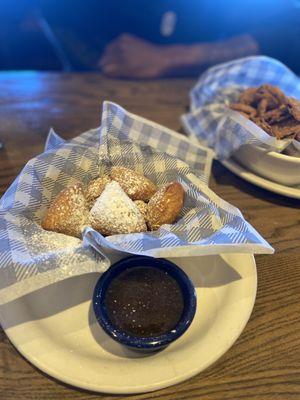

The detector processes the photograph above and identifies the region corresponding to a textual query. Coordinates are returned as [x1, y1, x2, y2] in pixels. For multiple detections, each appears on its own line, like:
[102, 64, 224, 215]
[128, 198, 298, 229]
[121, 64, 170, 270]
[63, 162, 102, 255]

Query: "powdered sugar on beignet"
[134, 200, 149, 223]
[86, 174, 111, 208]
[148, 182, 184, 231]
[42, 183, 90, 238]
[110, 166, 157, 201]
[90, 181, 147, 236]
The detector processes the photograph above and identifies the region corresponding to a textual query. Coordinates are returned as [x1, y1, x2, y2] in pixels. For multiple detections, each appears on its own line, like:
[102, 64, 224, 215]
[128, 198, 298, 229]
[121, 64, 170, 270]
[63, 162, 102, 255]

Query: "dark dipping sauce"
[104, 267, 184, 338]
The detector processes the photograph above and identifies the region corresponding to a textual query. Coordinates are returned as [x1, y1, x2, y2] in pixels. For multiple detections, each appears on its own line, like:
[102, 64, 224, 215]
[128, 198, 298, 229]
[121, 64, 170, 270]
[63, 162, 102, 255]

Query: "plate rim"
[1, 254, 257, 394]
[221, 158, 300, 199]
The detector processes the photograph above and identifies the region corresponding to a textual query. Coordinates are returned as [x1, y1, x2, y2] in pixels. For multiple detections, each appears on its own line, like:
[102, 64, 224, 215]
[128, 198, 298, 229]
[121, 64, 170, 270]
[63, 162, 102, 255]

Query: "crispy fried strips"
[230, 85, 300, 140]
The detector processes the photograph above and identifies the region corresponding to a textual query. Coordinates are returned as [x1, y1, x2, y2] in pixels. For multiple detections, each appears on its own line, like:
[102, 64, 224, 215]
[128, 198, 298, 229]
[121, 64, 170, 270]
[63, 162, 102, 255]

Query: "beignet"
[110, 166, 157, 201]
[42, 183, 90, 238]
[147, 182, 184, 231]
[90, 181, 147, 236]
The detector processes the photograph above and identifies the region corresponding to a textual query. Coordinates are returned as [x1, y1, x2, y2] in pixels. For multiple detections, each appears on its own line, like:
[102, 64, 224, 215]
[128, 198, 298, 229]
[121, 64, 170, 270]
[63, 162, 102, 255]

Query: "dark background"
[1, 0, 300, 74]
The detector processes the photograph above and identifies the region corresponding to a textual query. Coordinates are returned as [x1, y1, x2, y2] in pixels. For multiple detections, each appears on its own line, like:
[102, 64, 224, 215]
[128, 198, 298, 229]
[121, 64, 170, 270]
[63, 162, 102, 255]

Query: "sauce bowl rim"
[92, 256, 197, 349]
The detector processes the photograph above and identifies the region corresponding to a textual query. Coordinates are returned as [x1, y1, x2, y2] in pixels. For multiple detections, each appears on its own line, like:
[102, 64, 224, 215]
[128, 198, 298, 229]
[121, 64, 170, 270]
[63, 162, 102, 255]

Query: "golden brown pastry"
[110, 166, 157, 201]
[147, 182, 184, 231]
[42, 183, 90, 238]
[85, 175, 111, 208]
[90, 181, 147, 236]
[134, 200, 149, 223]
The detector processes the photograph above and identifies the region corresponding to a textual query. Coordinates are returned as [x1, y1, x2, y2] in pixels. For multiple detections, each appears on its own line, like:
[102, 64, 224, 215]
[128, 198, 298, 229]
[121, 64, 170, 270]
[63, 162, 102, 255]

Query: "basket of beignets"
[40, 102, 272, 258]
[42, 167, 184, 237]
[0, 101, 273, 303]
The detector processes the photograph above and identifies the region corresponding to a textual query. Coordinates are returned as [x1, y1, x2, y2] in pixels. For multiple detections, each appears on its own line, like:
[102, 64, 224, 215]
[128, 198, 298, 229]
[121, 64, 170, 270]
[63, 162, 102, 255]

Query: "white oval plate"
[0, 254, 257, 394]
[221, 158, 300, 199]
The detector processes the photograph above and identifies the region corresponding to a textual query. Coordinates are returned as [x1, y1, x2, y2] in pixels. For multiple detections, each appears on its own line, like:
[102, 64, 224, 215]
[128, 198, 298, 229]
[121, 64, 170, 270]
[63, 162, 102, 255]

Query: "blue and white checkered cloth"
[0, 101, 273, 304]
[182, 56, 300, 159]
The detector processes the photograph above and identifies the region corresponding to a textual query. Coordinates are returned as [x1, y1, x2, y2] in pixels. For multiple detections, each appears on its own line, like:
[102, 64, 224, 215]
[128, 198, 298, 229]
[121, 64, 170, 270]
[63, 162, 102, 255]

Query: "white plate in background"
[233, 144, 300, 186]
[221, 158, 300, 199]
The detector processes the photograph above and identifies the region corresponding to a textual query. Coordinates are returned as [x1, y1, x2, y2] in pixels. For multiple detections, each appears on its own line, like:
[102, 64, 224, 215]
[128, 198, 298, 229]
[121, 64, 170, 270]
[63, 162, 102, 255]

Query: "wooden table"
[0, 72, 299, 400]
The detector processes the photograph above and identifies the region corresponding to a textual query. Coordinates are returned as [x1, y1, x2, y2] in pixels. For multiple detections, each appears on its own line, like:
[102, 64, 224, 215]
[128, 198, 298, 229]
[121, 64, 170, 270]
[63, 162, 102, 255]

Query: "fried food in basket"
[230, 84, 300, 140]
[147, 182, 184, 231]
[90, 181, 147, 236]
[110, 166, 157, 201]
[42, 183, 90, 238]
[42, 167, 184, 237]
[86, 175, 111, 208]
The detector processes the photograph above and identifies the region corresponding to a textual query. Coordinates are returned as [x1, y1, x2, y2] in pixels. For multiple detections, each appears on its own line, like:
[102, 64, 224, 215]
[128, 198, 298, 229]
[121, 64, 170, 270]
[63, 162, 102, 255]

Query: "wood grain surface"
[0, 72, 299, 400]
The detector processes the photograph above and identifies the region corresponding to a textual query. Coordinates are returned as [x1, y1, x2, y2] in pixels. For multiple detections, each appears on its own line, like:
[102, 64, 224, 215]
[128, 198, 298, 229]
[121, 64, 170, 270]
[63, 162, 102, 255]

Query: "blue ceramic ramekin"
[93, 256, 197, 352]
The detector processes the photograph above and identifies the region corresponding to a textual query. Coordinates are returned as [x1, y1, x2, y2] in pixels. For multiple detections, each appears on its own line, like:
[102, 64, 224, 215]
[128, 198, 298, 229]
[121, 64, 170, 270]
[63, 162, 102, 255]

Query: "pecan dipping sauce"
[104, 267, 184, 337]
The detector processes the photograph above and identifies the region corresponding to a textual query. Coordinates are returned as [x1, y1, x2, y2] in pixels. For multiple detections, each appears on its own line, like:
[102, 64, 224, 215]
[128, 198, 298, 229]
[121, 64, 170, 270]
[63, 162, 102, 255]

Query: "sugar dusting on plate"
[28, 230, 81, 254]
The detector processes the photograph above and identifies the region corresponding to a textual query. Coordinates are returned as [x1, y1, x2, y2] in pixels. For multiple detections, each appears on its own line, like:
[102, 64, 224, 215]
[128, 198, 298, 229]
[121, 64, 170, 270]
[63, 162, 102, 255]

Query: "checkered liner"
[182, 56, 300, 159]
[0, 101, 272, 304]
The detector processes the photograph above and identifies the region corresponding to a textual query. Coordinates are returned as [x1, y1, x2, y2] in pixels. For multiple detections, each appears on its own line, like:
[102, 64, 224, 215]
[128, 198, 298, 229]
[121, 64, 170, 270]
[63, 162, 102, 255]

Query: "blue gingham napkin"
[0, 101, 273, 304]
[182, 56, 300, 159]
